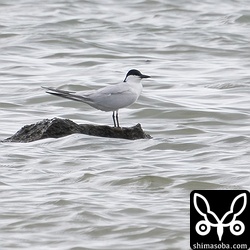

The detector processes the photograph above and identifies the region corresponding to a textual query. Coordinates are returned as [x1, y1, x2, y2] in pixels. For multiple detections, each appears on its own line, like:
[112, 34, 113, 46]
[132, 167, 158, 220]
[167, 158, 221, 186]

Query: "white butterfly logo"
[193, 193, 247, 241]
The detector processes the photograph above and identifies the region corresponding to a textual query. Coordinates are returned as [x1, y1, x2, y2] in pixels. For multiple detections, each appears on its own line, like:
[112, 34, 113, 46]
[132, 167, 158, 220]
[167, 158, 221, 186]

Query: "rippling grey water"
[1, 0, 250, 249]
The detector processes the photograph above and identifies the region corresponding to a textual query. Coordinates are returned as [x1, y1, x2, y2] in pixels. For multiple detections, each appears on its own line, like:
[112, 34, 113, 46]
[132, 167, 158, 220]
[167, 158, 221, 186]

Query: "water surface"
[1, 0, 250, 249]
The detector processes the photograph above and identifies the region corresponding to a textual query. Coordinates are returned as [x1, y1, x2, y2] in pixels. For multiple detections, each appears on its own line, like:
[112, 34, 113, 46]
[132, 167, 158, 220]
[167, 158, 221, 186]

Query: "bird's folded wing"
[97, 84, 130, 96]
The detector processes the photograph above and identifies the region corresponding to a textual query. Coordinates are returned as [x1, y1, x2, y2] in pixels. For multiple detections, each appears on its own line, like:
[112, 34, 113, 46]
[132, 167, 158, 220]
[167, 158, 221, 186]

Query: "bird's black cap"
[124, 69, 150, 82]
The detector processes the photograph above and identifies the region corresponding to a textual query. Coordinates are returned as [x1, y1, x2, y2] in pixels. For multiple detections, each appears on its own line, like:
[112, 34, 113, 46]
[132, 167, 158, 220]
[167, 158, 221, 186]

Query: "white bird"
[43, 69, 150, 127]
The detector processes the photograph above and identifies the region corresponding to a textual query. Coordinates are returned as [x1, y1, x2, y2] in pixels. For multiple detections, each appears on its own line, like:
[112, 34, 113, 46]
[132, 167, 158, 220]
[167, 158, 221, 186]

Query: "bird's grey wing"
[96, 83, 128, 95]
[42, 86, 92, 103]
[89, 85, 138, 111]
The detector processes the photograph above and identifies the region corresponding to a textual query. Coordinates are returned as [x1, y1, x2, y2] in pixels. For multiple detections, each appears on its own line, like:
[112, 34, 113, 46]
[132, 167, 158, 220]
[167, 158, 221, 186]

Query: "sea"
[0, 0, 250, 249]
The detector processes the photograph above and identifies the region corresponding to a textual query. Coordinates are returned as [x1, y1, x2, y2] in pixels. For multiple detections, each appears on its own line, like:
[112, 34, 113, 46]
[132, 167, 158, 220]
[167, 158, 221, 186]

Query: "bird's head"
[124, 69, 150, 82]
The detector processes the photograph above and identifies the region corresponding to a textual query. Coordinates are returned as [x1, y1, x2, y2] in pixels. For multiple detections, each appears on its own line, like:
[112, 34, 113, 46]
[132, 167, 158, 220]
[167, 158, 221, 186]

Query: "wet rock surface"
[3, 118, 152, 142]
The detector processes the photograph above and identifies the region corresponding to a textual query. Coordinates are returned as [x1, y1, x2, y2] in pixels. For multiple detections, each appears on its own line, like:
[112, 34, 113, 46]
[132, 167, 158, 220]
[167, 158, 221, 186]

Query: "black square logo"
[190, 190, 250, 250]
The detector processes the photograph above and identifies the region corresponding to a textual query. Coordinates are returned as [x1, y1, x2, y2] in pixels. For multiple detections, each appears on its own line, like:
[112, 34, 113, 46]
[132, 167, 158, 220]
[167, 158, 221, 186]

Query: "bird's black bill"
[140, 74, 150, 79]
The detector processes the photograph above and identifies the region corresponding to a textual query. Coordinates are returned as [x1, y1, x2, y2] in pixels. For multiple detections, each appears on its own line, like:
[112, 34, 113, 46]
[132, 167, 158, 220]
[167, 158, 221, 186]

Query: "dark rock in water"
[3, 118, 152, 143]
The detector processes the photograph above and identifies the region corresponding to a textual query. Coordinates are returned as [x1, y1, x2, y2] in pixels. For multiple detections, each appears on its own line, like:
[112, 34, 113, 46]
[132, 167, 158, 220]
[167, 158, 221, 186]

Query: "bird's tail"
[42, 86, 92, 104]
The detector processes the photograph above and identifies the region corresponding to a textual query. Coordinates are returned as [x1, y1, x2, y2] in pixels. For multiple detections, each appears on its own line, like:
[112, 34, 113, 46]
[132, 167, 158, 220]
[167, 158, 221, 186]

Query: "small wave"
[206, 82, 247, 89]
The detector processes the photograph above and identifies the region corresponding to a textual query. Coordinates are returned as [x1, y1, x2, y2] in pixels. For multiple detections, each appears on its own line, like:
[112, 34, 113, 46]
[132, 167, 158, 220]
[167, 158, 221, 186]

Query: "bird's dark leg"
[112, 111, 117, 127]
[116, 110, 120, 128]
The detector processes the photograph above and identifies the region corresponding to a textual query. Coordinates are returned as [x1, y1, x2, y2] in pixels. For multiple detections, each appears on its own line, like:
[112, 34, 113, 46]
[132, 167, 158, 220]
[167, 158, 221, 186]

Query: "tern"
[42, 69, 150, 127]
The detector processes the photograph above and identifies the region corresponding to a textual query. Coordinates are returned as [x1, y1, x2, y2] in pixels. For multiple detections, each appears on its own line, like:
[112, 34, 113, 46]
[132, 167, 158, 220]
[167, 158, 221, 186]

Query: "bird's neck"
[126, 78, 143, 95]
